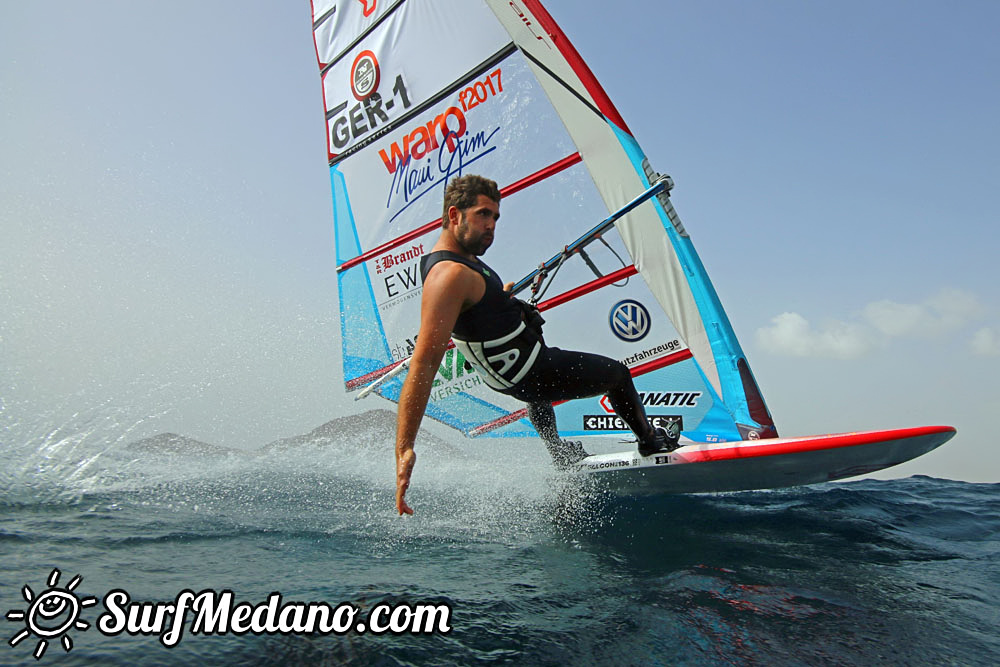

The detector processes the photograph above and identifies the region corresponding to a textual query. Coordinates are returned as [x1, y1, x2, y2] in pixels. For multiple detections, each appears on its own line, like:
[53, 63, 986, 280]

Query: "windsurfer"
[394, 174, 679, 515]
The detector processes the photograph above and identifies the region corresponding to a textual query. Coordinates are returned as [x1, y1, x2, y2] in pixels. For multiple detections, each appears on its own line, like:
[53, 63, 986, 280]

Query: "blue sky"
[2, 1, 997, 482]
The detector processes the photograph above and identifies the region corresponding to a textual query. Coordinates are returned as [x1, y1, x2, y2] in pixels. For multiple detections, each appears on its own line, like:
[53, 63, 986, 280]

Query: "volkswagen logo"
[609, 299, 651, 342]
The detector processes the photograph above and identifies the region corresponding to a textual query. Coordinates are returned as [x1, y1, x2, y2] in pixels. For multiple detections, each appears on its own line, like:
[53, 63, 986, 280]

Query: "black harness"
[420, 251, 542, 391]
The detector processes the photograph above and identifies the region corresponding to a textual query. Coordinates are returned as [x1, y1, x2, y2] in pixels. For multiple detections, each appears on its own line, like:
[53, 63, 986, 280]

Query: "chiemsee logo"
[6, 568, 452, 660]
[6, 568, 97, 660]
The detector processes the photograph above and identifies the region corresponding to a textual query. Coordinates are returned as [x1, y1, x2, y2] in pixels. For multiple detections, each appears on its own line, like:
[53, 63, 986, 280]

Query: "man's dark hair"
[442, 175, 501, 227]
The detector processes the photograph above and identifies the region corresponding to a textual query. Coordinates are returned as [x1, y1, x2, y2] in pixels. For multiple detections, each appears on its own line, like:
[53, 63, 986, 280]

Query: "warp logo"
[378, 67, 505, 220]
[609, 299, 651, 342]
[385, 124, 500, 221]
[357, 0, 377, 18]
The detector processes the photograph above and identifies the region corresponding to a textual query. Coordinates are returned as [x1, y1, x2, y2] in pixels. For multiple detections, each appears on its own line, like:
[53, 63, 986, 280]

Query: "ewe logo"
[6, 568, 97, 660]
[609, 299, 651, 342]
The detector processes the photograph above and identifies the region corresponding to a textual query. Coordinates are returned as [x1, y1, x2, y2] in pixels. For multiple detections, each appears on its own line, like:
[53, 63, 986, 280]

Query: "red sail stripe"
[520, 0, 632, 135]
[535, 265, 638, 311]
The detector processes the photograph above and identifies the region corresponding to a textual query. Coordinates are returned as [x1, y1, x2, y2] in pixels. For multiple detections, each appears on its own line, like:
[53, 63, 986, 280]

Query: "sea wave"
[2, 410, 998, 665]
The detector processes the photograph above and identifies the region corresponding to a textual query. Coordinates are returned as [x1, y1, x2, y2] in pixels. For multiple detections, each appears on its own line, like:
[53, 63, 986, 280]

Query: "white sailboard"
[309, 0, 955, 493]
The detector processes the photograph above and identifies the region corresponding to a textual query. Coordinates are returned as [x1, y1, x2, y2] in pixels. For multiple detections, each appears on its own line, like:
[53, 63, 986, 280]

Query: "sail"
[311, 0, 777, 444]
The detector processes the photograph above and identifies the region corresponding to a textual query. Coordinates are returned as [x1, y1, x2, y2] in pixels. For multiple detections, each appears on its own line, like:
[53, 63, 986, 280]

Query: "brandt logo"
[609, 299, 650, 342]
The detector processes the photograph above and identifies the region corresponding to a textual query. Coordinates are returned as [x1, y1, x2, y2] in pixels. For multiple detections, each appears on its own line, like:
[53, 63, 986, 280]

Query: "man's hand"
[395, 446, 416, 515]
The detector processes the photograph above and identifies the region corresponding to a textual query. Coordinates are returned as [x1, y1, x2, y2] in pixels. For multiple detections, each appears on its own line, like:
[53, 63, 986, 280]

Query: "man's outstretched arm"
[394, 344, 447, 515]
[394, 262, 476, 515]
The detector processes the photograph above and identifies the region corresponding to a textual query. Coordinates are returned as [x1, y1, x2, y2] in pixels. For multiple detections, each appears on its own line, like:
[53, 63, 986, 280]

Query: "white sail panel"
[312, 0, 397, 68]
[318, 0, 511, 161]
[333, 54, 577, 259]
[483, 1, 722, 396]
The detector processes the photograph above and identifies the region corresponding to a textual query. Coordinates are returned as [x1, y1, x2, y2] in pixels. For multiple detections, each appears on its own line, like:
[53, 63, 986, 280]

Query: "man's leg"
[527, 401, 587, 467]
[527, 401, 588, 466]
[526, 400, 559, 442]
[598, 363, 679, 453]
[524, 348, 655, 440]
[598, 361, 657, 444]
[512, 347, 677, 454]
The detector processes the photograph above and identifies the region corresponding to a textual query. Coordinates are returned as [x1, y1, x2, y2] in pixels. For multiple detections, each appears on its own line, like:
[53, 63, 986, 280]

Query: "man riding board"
[394, 175, 679, 515]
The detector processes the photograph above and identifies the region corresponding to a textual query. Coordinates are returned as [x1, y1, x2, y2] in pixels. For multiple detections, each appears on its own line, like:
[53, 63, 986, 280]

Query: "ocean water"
[2, 409, 998, 666]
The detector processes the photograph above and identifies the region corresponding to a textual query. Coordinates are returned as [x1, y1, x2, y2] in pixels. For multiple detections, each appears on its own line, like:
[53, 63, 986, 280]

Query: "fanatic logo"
[609, 299, 651, 342]
[6, 569, 97, 660]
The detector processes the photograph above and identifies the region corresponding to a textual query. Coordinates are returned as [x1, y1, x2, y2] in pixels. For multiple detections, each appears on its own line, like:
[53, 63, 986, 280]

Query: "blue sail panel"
[332, 169, 392, 382]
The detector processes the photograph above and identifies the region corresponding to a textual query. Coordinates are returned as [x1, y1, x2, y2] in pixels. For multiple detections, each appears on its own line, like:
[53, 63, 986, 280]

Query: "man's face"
[453, 194, 500, 256]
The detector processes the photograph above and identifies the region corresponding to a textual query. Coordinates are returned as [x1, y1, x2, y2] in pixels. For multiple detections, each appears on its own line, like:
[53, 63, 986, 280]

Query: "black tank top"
[420, 250, 541, 391]
[419, 251, 522, 340]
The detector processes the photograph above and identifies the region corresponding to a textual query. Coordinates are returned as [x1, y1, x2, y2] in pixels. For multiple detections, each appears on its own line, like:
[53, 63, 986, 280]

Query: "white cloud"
[756, 312, 874, 360]
[862, 300, 928, 337]
[971, 327, 1000, 356]
[926, 289, 987, 329]
[758, 289, 989, 359]
[862, 289, 985, 339]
